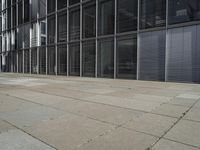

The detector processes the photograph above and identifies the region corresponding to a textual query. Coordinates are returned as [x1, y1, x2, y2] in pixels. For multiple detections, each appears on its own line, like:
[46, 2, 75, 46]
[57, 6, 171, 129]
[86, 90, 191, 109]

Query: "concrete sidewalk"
[0, 73, 200, 150]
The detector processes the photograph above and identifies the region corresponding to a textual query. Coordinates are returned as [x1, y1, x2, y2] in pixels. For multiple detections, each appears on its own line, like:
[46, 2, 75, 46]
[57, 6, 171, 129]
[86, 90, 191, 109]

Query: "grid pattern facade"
[0, 0, 200, 83]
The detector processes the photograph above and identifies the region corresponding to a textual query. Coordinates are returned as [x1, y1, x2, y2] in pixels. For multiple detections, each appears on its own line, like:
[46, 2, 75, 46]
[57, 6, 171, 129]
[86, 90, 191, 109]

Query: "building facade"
[0, 0, 200, 83]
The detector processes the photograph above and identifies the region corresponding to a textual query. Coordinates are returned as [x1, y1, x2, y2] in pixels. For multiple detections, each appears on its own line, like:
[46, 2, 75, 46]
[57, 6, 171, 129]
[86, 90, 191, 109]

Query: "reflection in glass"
[69, 43, 80, 76]
[57, 45, 67, 75]
[69, 8, 80, 41]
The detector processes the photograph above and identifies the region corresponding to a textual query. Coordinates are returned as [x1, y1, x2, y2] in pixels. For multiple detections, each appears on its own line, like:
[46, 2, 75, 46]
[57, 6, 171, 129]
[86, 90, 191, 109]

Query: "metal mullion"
[55, 0, 58, 75]
[95, 0, 98, 78]
[165, 0, 168, 82]
[67, 0, 69, 76]
[136, 0, 140, 80]
[80, 1, 82, 77]
[114, 0, 117, 79]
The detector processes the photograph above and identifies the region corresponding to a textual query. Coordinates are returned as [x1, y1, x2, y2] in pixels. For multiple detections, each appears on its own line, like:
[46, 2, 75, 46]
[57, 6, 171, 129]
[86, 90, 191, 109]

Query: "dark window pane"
[17, 26, 23, 49]
[18, 1, 23, 24]
[117, 36, 137, 79]
[39, 47, 46, 74]
[69, 8, 80, 41]
[47, 15, 55, 44]
[140, 0, 166, 29]
[98, 39, 114, 78]
[69, 0, 80, 6]
[82, 41, 96, 77]
[12, 5, 16, 27]
[7, 8, 11, 29]
[139, 30, 166, 81]
[83, 3, 96, 38]
[168, 0, 200, 24]
[31, 0, 38, 20]
[39, 0, 46, 18]
[58, 0, 67, 10]
[47, 46, 55, 75]
[58, 12, 67, 43]
[98, 0, 114, 35]
[18, 50, 23, 73]
[58, 45, 67, 75]
[47, 0, 55, 13]
[24, 0, 30, 22]
[117, 0, 137, 33]
[69, 43, 80, 76]
[31, 48, 37, 74]
[24, 49, 30, 73]
[24, 24, 30, 48]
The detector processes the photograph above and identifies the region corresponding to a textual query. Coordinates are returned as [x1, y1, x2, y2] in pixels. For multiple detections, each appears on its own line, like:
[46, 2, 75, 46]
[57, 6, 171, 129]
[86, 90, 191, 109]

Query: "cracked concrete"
[0, 73, 200, 150]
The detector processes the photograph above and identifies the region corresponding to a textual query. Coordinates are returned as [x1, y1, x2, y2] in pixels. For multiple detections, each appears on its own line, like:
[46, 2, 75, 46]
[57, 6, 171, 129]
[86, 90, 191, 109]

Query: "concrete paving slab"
[82, 95, 162, 112]
[0, 105, 65, 129]
[78, 127, 158, 150]
[54, 100, 144, 125]
[26, 114, 115, 150]
[153, 139, 200, 150]
[151, 103, 189, 118]
[168, 97, 197, 107]
[184, 107, 200, 122]
[0, 120, 15, 134]
[123, 113, 177, 137]
[165, 120, 200, 148]
[176, 94, 200, 100]
[0, 129, 56, 150]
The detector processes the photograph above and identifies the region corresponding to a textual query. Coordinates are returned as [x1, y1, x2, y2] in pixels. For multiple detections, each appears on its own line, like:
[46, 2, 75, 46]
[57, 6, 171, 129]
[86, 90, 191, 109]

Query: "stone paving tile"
[78, 127, 158, 150]
[0, 120, 15, 134]
[54, 100, 144, 125]
[167, 97, 197, 107]
[151, 103, 189, 118]
[0, 129, 56, 150]
[123, 113, 177, 137]
[176, 94, 200, 100]
[194, 101, 200, 108]
[184, 107, 200, 122]
[0, 105, 65, 129]
[1, 89, 71, 106]
[165, 120, 200, 148]
[25, 114, 115, 150]
[153, 139, 200, 150]
[82, 95, 162, 112]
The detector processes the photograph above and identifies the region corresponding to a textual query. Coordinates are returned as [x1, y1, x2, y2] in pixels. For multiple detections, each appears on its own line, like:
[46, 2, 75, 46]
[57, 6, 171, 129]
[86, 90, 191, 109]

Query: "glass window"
[69, 0, 80, 6]
[18, 50, 23, 73]
[18, 1, 23, 25]
[24, 49, 30, 73]
[117, 36, 137, 79]
[31, 23, 38, 47]
[31, 0, 38, 20]
[17, 26, 23, 49]
[83, 3, 96, 38]
[98, 39, 114, 78]
[117, 0, 138, 33]
[69, 43, 80, 76]
[47, 15, 55, 44]
[57, 45, 67, 75]
[69, 8, 80, 41]
[47, 0, 55, 13]
[39, 0, 46, 18]
[82, 41, 96, 77]
[58, 0, 67, 10]
[58, 11, 67, 43]
[7, 8, 11, 29]
[12, 5, 16, 27]
[168, 0, 200, 24]
[98, 0, 115, 35]
[31, 48, 37, 74]
[39, 47, 46, 74]
[47, 46, 55, 75]
[24, 24, 30, 48]
[40, 20, 46, 46]
[139, 30, 166, 81]
[140, 0, 166, 29]
[166, 25, 200, 83]
[24, 0, 30, 22]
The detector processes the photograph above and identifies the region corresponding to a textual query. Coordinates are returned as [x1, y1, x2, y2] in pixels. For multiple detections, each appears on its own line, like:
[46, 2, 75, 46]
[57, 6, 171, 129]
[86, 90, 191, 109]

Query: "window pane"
[47, 0, 55, 13]
[82, 41, 96, 77]
[58, 12, 67, 43]
[139, 30, 166, 81]
[24, 24, 30, 48]
[24, 0, 30, 22]
[83, 3, 96, 38]
[117, 0, 137, 33]
[58, 45, 67, 75]
[47, 15, 55, 44]
[31, 23, 38, 47]
[40, 20, 46, 46]
[24, 49, 30, 73]
[17, 26, 23, 49]
[69, 43, 80, 76]
[69, 0, 80, 6]
[98, 0, 114, 35]
[168, 0, 200, 24]
[58, 0, 67, 10]
[18, 50, 23, 73]
[39, 0, 46, 18]
[31, 0, 38, 20]
[12, 5, 16, 27]
[117, 36, 137, 79]
[98, 39, 114, 78]
[31, 48, 37, 74]
[140, 0, 166, 29]
[39, 47, 46, 74]
[47, 46, 55, 75]
[18, 1, 23, 25]
[69, 8, 80, 41]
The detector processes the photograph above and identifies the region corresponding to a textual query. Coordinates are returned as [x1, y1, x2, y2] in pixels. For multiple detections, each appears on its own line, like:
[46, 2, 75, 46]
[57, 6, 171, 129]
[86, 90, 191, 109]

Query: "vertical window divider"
[137, 0, 140, 80]
[55, 1, 58, 76]
[95, 0, 98, 78]
[165, 0, 169, 82]
[114, 0, 117, 79]
[67, 0, 69, 76]
[80, 0, 82, 77]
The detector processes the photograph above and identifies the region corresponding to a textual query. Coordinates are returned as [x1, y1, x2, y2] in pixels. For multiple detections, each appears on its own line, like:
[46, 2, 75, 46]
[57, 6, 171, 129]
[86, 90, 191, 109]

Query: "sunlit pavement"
[0, 73, 200, 150]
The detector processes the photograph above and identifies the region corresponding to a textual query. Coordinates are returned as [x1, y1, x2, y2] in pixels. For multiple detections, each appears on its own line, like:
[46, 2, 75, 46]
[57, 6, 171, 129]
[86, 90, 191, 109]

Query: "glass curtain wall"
[57, 45, 67, 75]
[69, 43, 80, 76]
